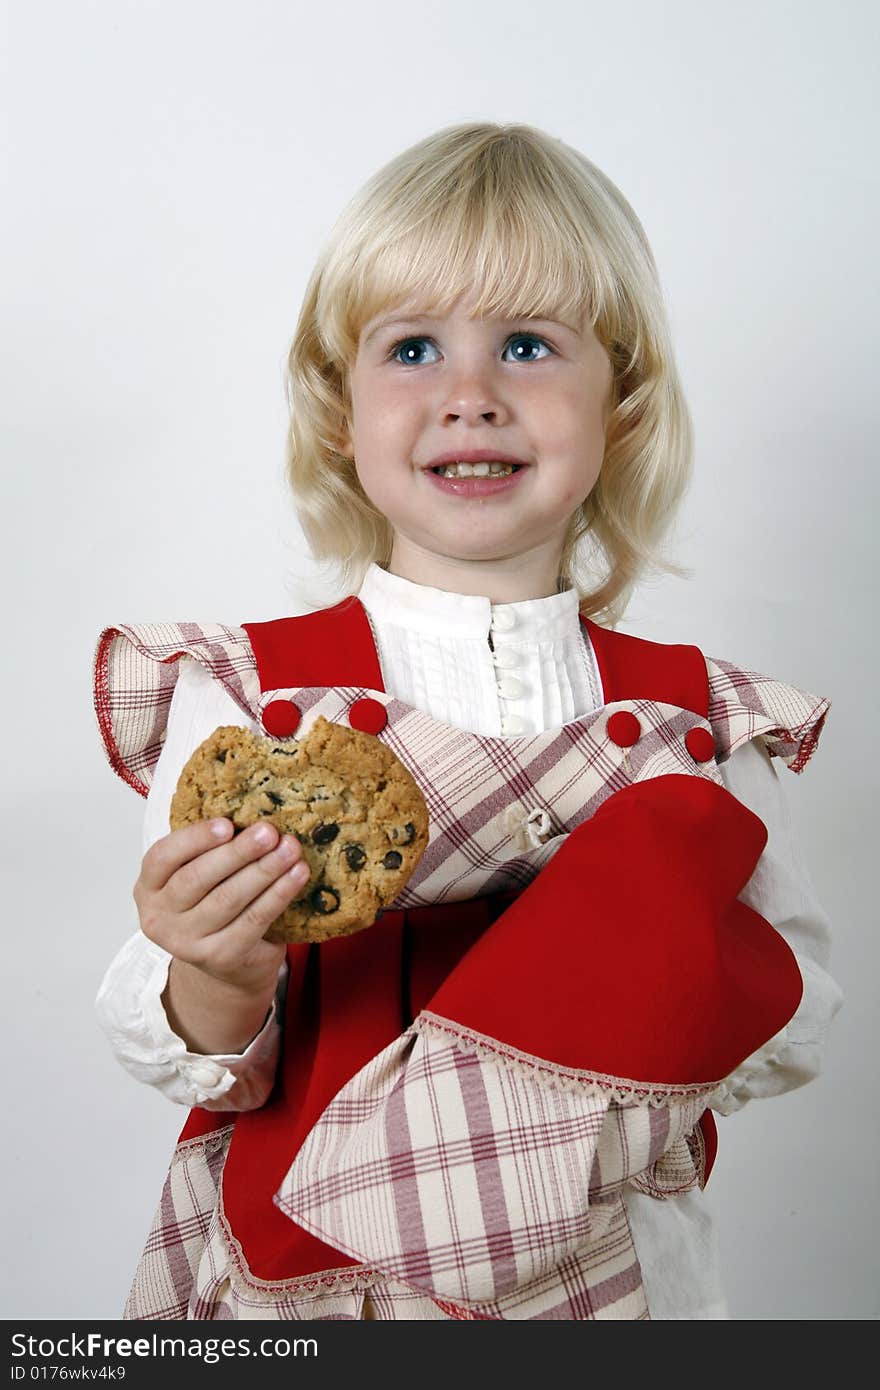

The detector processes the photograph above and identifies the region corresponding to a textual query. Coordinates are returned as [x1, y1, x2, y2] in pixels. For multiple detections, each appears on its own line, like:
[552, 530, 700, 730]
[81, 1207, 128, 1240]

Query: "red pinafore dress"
[93, 597, 829, 1320]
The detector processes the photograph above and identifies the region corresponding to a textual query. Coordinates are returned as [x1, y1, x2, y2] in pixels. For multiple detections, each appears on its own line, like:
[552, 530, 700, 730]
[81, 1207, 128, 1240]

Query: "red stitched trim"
[788, 700, 831, 774]
[93, 628, 150, 799]
[431, 1297, 495, 1320]
[725, 698, 831, 777]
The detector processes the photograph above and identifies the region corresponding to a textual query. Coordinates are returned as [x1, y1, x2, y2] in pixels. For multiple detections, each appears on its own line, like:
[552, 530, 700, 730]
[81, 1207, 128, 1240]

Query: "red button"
[685, 727, 716, 763]
[606, 710, 641, 747]
[262, 699, 301, 738]
[349, 697, 387, 735]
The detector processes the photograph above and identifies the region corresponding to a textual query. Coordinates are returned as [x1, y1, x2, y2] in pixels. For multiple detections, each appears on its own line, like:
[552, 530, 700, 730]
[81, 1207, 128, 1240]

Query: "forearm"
[162, 957, 278, 1055]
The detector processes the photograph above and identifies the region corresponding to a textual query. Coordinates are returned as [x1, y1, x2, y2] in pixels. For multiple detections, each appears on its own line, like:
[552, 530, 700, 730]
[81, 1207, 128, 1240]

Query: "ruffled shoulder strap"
[705, 656, 830, 773]
[93, 622, 262, 797]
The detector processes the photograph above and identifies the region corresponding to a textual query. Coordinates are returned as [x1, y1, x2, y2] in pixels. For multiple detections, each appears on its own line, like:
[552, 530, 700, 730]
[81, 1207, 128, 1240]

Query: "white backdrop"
[3, 0, 877, 1320]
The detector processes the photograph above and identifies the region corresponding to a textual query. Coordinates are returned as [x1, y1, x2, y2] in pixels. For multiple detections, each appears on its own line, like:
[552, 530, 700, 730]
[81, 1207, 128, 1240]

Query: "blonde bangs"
[316, 126, 644, 367]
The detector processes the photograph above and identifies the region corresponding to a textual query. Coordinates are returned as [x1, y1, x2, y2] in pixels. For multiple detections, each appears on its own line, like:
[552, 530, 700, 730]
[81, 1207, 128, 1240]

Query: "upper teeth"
[434, 461, 517, 477]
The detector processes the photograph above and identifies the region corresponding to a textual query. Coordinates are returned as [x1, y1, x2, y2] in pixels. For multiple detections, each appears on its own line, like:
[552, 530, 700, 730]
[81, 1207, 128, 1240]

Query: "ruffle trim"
[160, 1124, 387, 1305]
[169, 1123, 235, 1164]
[706, 657, 830, 774]
[93, 622, 260, 796]
[219, 1195, 386, 1299]
[412, 1012, 718, 1107]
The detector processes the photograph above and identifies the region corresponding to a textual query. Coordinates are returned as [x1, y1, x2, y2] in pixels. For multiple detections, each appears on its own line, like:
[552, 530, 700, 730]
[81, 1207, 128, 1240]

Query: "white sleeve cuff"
[95, 928, 286, 1108]
[709, 954, 844, 1115]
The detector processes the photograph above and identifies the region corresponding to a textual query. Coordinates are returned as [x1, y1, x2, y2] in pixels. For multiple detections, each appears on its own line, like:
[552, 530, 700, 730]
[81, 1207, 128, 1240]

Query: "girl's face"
[340, 293, 614, 598]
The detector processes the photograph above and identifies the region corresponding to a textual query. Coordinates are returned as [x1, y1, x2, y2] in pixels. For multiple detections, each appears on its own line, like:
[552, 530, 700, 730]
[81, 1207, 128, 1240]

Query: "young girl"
[93, 122, 842, 1321]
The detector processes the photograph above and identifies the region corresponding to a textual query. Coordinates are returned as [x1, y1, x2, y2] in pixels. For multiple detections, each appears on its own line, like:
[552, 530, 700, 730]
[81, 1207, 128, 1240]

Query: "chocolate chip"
[266, 791, 284, 807]
[311, 886, 340, 915]
[390, 822, 416, 845]
[344, 843, 366, 871]
[382, 851, 402, 870]
[216, 750, 227, 764]
[312, 822, 339, 845]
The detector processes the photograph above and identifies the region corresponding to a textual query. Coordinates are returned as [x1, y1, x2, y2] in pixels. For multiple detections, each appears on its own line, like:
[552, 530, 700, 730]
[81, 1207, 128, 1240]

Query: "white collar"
[356, 563, 582, 643]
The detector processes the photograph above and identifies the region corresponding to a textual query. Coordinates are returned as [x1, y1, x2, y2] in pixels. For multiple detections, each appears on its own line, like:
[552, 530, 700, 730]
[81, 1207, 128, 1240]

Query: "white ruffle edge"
[412, 1012, 719, 1108]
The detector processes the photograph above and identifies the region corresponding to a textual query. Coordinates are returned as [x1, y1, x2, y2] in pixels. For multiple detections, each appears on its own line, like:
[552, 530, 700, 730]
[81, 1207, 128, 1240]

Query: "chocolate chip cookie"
[169, 717, 430, 943]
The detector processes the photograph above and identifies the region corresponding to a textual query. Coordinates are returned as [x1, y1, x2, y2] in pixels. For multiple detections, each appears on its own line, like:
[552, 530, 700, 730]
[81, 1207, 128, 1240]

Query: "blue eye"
[391, 338, 441, 366]
[505, 335, 552, 363]
[388, 334, 553, 366]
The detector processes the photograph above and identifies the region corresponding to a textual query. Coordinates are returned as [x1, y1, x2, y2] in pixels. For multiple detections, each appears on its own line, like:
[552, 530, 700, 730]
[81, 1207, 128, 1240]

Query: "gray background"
[3, 0, 877, 1319]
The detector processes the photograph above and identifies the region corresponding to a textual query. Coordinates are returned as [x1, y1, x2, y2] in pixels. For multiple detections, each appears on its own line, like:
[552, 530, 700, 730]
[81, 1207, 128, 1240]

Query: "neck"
[386, 536, 566, 603]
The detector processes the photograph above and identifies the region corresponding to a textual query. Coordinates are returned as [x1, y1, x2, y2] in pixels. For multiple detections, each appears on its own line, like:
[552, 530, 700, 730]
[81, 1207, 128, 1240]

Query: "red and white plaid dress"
[94, 596, 830, 1319]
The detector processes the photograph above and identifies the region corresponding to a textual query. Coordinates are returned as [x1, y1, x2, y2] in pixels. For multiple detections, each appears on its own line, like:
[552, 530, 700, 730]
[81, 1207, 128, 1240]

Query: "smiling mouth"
[429, 461, 523, 478]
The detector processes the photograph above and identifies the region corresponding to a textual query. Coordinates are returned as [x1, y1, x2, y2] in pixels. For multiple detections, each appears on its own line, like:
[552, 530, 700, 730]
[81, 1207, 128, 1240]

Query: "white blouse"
[95, 562, 843, 1319]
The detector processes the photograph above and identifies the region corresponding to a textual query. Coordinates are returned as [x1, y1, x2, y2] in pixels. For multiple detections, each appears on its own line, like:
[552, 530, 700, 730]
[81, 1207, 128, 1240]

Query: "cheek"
[353, 455, 401, 514]
[564, 475, 594, 511]
[539, 377, 605, 442]
[350, 392, 414, 455]
[353, 455, 380, 499]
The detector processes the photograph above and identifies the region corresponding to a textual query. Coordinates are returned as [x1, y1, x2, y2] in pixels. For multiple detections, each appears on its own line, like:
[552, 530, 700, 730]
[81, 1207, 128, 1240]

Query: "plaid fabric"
[93, 624, 261, 796]
[274, 1023, 707, 1318]
[252, 675, 830, 908]
[100, 619, 828, 1320]
[124, 1125, 453, 1320]
[705, 656, 830, 773]
[94, 624, 830, 802]
[630, 1124, 709, 1201]
[124, 1051, 685, 1321]
[253, 684, 733, 907]
[124, 1126, 234, 1320]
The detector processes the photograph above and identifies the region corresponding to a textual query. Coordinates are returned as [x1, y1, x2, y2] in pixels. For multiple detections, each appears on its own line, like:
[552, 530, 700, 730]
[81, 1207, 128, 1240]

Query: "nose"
[439, 357, 510, 425]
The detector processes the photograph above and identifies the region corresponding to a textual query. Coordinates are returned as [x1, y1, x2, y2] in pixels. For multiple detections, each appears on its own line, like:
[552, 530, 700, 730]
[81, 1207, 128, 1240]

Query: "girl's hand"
[133, 819, 310, 995]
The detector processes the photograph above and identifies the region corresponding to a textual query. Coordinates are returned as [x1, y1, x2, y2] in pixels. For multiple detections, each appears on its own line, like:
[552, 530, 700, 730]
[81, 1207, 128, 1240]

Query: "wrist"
[163, 959, 279, 1055]
[176, 956, 280, 1003]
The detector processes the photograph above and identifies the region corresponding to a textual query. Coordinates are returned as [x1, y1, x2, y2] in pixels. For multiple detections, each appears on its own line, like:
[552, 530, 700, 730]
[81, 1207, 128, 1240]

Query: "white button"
[189, 1061, 224, 1088]
[492, 608, 516, 631]
[491, 647, 520, 669]
[524, 808, 552, 847]
[497, 676, 527, 700]
[501, 714, 528, 734]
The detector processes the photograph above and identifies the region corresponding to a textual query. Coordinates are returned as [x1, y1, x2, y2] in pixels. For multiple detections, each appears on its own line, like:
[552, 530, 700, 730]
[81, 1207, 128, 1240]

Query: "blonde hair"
[284, 122, 693, 626]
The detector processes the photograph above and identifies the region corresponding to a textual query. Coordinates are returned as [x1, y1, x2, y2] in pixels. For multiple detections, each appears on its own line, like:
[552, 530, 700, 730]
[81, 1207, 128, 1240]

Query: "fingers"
[138, 818, 238, 895]
[140, 820, 305, 913]
[188, 829, 309, 935]
[173, 821, 291, 911]
[187, 860, 311, 970]
[135, 818, 313, 968]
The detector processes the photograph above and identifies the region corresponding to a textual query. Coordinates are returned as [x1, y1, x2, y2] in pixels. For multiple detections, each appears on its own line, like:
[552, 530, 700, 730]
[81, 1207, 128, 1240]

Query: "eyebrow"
[362, 313, 580, 346]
